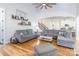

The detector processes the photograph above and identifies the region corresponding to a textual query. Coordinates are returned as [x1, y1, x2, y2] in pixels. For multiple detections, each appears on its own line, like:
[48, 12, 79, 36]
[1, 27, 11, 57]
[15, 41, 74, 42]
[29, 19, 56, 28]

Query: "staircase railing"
[38, 22, 48, 31]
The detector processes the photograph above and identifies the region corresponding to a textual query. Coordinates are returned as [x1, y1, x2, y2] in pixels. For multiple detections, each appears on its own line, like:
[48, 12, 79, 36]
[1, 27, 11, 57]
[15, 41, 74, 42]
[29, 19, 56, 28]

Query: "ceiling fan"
[32, 3, 56, 9]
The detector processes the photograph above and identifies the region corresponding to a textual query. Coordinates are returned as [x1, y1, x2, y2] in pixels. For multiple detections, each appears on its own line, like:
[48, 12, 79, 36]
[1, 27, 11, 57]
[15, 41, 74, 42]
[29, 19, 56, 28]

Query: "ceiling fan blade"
[35, 4, 42, 8]
[47, 4, 52, 8]
[45, 6, 47, 9]
[32, 3, 41, 5]
[52, 3, 56, 5]
[47, 3, 56, 5]
[40, 6, 43, 9]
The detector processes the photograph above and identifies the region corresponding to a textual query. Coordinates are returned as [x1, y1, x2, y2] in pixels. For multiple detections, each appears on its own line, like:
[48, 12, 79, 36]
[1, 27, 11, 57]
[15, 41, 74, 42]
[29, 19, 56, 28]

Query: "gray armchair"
[57, 31, 74, 48]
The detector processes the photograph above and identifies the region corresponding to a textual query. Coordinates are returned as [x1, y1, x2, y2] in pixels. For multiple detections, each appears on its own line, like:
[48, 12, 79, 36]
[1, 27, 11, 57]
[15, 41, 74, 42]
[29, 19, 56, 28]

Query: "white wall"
[74, 15, 79, 55]
[74, 4, 79, 55]
[74, 3, 79, 54]
[39, 17, 75, 30]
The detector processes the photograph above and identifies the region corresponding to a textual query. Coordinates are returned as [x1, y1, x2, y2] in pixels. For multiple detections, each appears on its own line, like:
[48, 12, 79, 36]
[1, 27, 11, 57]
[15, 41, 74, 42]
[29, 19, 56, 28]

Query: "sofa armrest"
[14, 33, 23, 41]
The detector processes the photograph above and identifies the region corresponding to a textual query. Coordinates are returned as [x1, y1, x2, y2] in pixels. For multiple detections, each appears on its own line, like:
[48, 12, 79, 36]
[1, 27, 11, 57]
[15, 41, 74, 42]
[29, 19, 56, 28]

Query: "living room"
[0, 3, 78, 56]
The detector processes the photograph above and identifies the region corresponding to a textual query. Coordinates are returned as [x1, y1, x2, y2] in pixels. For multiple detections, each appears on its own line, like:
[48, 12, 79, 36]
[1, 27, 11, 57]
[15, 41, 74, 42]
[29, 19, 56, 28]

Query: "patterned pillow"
[63, 32, 72, 38]
[59, 32, 64, 36]
[21, 31, 28, 35]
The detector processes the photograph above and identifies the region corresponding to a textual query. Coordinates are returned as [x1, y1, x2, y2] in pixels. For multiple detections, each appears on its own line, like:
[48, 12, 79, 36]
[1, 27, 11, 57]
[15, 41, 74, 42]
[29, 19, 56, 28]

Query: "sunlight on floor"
[32, 39, 40, 47]
[36, 39, 40, 45]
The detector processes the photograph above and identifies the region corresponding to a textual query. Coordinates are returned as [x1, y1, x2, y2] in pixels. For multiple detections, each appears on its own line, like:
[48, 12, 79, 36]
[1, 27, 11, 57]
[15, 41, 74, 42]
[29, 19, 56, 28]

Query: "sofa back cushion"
[26, 29, 34, 35]
[15, 29, 34, 36]
[63, 32, 72, 38]
[59, 31, 72, 38]
[42, 30, 59, 36]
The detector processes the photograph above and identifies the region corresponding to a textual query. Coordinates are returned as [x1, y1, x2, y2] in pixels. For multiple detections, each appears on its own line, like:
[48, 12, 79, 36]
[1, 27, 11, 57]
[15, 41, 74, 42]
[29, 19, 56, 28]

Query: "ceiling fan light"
[42, 4, 46, 6]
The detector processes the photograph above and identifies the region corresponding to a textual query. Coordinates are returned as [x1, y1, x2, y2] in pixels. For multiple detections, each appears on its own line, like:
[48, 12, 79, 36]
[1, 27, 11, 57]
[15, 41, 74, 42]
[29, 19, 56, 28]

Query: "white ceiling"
[0, 3, 79, 16]
[0, 3, 77, 16]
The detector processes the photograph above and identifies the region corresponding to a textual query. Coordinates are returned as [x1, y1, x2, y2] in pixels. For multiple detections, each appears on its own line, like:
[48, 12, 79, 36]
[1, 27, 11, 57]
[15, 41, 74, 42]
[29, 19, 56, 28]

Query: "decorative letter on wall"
[11, 9, 31, 26]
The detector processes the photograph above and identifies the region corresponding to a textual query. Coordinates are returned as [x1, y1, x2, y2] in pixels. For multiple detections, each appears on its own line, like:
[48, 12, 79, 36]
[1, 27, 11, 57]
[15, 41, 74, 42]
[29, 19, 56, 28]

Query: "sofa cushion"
[41, 30, 59, 37]
[59, 31, 64, 36]
[59, 31, 72, 38]
[16, 29, 34, 36]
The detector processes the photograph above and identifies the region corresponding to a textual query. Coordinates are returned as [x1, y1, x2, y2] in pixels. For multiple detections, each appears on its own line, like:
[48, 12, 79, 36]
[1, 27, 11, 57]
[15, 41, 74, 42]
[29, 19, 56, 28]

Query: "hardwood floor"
[0, 38, 75, 56]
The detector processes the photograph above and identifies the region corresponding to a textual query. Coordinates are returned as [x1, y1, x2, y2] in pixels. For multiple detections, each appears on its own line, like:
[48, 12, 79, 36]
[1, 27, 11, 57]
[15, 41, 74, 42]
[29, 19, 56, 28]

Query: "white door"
[0, 8, 5, 44]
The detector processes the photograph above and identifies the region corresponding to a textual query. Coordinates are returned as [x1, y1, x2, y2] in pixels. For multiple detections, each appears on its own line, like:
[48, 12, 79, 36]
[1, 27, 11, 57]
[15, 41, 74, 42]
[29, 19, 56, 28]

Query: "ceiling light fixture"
[33, 3, 56, 9]
[42, 3, 46, 6]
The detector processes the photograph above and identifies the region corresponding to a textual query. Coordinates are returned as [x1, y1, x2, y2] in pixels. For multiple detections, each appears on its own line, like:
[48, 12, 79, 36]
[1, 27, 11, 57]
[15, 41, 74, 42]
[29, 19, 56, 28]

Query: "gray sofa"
[14, 29, 38, 43]
[57, 31, 74, 48]
[41, 30, 59, 37]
